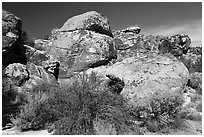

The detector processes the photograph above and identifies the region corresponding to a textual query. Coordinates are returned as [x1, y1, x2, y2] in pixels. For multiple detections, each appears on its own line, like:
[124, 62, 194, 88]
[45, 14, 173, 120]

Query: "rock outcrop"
[2, 10, 22, 36]
[3, 62, 59, 94]
[24, 44, 49, 66]
[58, 11, 113, 37]
[87, 53, 189, 105]
[159, 34, 191, 57]
[113, 27, 144, 61]
[3, 63, 29, 87]
[47, 11, 117, 78]
[2, 9, 27, 68]
[121, 25, 141, 34]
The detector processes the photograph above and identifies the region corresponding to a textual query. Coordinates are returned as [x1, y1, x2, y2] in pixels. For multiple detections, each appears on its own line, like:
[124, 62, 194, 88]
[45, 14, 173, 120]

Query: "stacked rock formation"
[46, 11, 117, 78]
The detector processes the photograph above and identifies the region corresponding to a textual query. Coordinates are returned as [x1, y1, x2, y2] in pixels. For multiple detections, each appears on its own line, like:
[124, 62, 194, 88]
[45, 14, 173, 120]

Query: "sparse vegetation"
[129, 92, 185, 132]
[10, 72, 141, 134]
[2, 9, 202, 135]
[9, 72, 191, 134]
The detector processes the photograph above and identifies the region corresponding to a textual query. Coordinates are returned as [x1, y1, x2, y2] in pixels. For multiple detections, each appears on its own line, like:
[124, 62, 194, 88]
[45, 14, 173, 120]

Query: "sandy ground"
[1, 127, 53, 135]
[2, 120, 201, 135]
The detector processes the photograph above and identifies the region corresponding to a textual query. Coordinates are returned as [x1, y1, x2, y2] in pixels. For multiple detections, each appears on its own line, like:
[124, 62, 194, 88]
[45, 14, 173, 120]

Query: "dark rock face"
[2, 9, 27, 68]
[187, 72, 202, 95]
[42, 59, 60, 80]
[158, 39, 172, 54]
[106, 74, 125, 94]
[159, 34, 191, 57]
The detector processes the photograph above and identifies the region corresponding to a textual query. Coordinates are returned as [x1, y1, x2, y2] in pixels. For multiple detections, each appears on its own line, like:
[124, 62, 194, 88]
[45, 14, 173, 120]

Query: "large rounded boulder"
[59, 11, 113, 37]
[3, 63, 29, 87]
[87, 53, 189, 104]
[47, 11, 117, 78]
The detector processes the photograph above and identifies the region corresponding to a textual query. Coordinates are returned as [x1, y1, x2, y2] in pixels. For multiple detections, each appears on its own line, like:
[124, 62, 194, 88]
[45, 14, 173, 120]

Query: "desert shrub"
[188, 47, 202, 55]
[10, 90, 56, 131]
[52, 72, 141, 135]
[11, 72, 141, 134]
[129, 92, 184, 132]
[2, 77, 25, 127]
[187, 72, 202, 95]
[180, 53, 202, 73]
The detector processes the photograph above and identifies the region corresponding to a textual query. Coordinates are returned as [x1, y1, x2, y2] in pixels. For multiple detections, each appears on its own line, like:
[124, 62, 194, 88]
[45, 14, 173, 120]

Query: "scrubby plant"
[10, 90, 55, 131]
[187, 72, 202, 95]
[52, 73, 140, 135]
[2, 77, 25, 127]
[180, 53, 202, 73]
[129, 92, 184, 132]
[10, 72, 141, 134]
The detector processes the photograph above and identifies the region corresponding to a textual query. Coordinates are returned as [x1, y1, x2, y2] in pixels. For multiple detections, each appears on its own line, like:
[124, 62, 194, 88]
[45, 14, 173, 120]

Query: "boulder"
[2, 9, 22, 36]
[159, 34, 191, 57]
[3, 63, 29, 87]
[58, 11, 113, 37]
[87, 53, 189, 105]
[47, 29, 117, 78]
[113, 32, 141, 50]
[24, 44, 49, 66]
[3, 62, 59, 94]
[113, 26, 142, 50]
[121, 25, 141, 34]
[2, 9, 27, 68]
[113, 28, 158, 61]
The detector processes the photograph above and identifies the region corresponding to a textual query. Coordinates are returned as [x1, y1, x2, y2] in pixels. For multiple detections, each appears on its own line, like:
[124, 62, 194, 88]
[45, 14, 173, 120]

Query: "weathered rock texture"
[2, 9, 27, 68]
[47, 11, 116, 78]
[159, 34, 191, 57]
[3, 62, 59, 94]
[58, 11, 113, 37]
[3, 63, 29, 87]
[24, 44, 49, 66]
[87, 53, 189, 105]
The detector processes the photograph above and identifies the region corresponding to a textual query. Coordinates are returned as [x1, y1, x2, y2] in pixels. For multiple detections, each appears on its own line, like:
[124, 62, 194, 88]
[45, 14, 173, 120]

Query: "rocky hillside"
[2, 10, 202, 135]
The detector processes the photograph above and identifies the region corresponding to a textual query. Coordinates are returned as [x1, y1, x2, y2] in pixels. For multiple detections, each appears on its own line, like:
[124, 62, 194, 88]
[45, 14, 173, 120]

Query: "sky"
[2, 2, 202, 46]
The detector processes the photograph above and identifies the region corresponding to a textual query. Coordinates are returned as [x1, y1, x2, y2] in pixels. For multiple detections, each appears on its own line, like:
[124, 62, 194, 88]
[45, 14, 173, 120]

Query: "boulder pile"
[2, 9, 202, 135]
